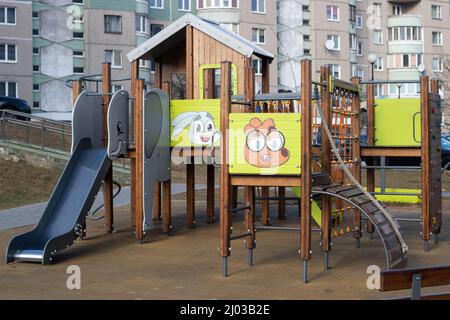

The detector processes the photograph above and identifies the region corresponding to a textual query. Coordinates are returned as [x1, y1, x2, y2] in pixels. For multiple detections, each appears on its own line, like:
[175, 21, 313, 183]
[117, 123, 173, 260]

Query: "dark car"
[0, 96, 31, 120]
[442, 134, 450, 167]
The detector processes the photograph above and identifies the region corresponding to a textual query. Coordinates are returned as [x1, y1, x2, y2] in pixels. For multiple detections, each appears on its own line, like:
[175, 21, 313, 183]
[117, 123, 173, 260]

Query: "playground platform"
[1, 192, 450, 300]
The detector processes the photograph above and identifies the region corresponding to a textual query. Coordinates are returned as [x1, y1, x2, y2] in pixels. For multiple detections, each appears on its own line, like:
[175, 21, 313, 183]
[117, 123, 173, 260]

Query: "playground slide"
[6, 138, 111, 264]
[292, 187, 322, 226]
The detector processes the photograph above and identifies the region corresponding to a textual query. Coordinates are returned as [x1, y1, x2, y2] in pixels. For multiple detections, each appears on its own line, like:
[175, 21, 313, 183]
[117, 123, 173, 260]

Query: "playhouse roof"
[127, 13, 275, 63]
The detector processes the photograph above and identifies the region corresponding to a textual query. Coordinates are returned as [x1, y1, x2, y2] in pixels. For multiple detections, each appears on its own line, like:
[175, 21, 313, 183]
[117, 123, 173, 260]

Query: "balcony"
[388, 15, 422, 28]
[197, 8, 240, 24]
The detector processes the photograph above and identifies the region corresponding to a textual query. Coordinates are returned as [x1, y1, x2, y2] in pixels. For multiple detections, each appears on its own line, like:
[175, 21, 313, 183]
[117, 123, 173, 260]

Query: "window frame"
[150, 0, 164, 9]
[104, 15, 122, 34]
[251, 0, 265, 14]
[0, 7, 16, 26]
[105, 50, 123, 69]
[0, 81, 18, 98]
[0, 44, 17, 63]
[326, 5, 340, 22]
[178, 0, 191, 12]
[252, 28, 266, 45]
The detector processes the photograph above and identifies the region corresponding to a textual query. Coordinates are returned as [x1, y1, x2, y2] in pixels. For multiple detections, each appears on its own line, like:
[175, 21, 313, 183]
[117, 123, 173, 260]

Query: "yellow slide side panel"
[229, 113, 301, 175]
[170, 99, 221, 148]
[374, 98, 421, 147]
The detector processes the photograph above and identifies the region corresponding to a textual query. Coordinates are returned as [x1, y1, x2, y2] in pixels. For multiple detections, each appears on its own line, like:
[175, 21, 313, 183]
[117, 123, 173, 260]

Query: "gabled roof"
[127, 13, 274, 63]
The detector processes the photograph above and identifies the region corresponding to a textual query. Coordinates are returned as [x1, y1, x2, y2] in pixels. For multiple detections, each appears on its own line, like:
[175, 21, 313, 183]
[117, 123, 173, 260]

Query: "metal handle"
[413, 112, 421, 144]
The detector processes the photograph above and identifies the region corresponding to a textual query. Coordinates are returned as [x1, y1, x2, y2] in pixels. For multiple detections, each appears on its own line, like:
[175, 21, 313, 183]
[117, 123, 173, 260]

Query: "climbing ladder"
[313, 182, 408, 269]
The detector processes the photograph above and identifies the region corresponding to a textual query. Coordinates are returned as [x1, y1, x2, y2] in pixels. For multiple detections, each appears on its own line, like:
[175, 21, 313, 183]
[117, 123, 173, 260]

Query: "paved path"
[0, 184, 207, 231]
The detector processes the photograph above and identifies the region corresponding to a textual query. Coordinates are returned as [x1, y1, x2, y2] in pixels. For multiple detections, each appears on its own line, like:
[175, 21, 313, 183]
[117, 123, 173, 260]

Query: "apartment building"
[289, 0, 450, 98]
[0, 0, 33, 105]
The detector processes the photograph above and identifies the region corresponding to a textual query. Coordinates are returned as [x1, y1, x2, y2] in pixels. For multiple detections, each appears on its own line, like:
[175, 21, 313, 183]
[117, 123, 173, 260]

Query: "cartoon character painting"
[172, 112, 220, 145]
[244, 118, 290, 168]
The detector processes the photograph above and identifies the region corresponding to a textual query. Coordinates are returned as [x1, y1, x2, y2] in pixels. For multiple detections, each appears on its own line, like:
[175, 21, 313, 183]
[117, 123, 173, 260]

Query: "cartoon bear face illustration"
[244, 118, 290, 168]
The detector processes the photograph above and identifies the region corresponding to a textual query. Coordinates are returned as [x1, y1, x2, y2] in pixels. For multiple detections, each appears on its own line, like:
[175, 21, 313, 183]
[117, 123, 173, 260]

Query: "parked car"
[442, 134, 450, 167]
[0, 96, 31, 120]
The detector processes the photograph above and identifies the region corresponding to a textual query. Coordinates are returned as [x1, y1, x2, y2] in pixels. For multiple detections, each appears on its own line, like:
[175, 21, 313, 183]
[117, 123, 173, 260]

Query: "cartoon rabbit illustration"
[172, 112, 220, 145]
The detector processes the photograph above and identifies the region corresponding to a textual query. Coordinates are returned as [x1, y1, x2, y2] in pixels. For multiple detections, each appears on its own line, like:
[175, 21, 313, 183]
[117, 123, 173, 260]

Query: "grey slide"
[6, 91, 113, 264]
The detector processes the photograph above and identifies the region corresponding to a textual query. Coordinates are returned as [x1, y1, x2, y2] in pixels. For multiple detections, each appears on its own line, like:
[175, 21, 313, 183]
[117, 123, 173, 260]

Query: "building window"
[432, 5, 442, 19]
[32, 11, 39, 19]
[140, 59, 151, 69]
[388, 27, 422, 41]
[327, 35, 340, 50]
[73, 32, 84, 39]
[33, 47, 40, 55]
[393, 5, 402, 15]
[330, 64, 341, 79]
[105, 50, 122, 69]
[356, 15, 363, 29]
[252, 59, 262, 75]
[251, 0, 265, 13]
[373, 30, 383, 44]
[32, 29, 39, 36]
[432, 31, 443, 46]
[356, 41, 363, 56]
[136, 15, 149, 34]
[33, 102, 40, 109]
[150, 0, 164, 9]
[104, 15, 122, 34]
[432, 58, 443, 72]
[350, 34, 357, 51]
[252, 28, 266, 44]
[0, 44, 17, 63]
[0, 7, 16, 25]
[33, 65, 39, 73]
[374, 57, 383, 71]
[73, 0, 84, 3]
[33, 84, 40, 92]
[73, 51, 84, 57]
[373, 3, 382, 16]
[178, 0, 190, 11]
[73, 67, 84, 74]
[151, 24, 164, 37]
[374, 84, 384, 97]
[197, 0, 239, 9]
[0, 81, 17, 98]
[326, 5, 339, 21]
[220, 23, 239, 34]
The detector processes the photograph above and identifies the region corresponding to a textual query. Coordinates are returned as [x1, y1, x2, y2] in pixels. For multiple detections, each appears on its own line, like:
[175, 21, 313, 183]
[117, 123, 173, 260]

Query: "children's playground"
[2, 14, 450, 300]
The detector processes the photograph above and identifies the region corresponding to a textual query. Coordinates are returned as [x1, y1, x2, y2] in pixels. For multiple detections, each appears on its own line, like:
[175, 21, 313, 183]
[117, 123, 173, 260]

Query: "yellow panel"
[170, 99, 221, 147]
[375, 98, 421, 146]
[229, 113, 301, 175]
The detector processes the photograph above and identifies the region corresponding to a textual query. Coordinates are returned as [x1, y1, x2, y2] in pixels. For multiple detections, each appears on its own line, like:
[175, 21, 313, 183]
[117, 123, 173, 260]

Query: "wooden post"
[245, 186, 256, 265]
[134, 78, 145, 241]
[219, 61, 232, 274]
[205, 68, 216, 224]
[351, 77, 362, 240]
[300, 59, 312, 281]
[366, 83, 375, 235]
[162, 81, 172, 233]
[421, 75, 430, 244]
[186, 25, 196, 229]
[320, 66, 332, 257]
[102, 62, 114, 233]
[261, 58, 271, 224]
[72, 80, 82, 105]
[130, 60, 139, 227]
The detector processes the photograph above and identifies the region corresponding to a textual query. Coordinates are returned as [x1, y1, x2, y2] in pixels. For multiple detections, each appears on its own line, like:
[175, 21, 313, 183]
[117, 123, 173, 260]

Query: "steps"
[313, 183, 408, 270]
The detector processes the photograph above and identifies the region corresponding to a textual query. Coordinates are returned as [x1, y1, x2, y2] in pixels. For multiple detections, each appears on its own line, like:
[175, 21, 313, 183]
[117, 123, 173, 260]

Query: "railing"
[0, 109, 130, 171]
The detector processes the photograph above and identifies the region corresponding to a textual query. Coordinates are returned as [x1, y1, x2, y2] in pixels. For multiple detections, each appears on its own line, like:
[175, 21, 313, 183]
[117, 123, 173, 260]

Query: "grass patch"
[0, 158, 63, 211]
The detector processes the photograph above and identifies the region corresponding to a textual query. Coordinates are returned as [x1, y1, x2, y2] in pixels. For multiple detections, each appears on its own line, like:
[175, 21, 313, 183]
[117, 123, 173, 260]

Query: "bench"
[380, 265, 450, 300]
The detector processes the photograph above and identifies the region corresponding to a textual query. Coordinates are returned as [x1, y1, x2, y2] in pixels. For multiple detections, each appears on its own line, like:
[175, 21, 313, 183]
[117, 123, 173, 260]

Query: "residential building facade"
[0, 0, 33, 105]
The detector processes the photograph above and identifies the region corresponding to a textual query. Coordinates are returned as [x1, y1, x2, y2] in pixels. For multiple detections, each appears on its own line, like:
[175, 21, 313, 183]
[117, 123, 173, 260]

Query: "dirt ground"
[1, 191, 450, 300]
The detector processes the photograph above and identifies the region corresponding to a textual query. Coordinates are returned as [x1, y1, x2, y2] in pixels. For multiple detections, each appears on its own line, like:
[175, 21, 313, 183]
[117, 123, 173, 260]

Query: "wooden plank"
[245, 186, 256, 249]
[219, 61, 232, 257]
[231, 175, 302, 187]
[162, 180, 171, 233]
[361, 147, 421, 157]
[186, 26, 194, 99]
[134, 79, 145, 241]
[278, 187, 286, 220]
[300, 59, 312, 261]
[261, 187, 270, 225]
[380, 265, 450, 292]
[102, 62, 114, 233]
[421, 76, 430, 241]
[352, 77, 362, 238]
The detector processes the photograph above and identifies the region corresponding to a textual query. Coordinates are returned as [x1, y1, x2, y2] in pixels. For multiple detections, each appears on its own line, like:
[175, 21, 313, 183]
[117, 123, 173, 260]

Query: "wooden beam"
[421, 75, 430, 242]
[245, 186, 256, 250]
[204, 69, 216, 224]
[320, 66, 332, 252]
[380, 265, 450, 292]
[130, 60, 139, 227]
[219, 61, 232, 258]
[134, 78, 145, 241]
[102, 62, 114, 233]
[352, 77, 362, 239]
[162, 81, 172, 233]
[262, 58, 270, 93]
[72, 80, 82, 106]
[361, 147, 421, 157]
[300, 59, 312, 262]
[231, 175, 302, 187]
[365, 82, 375, 235]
